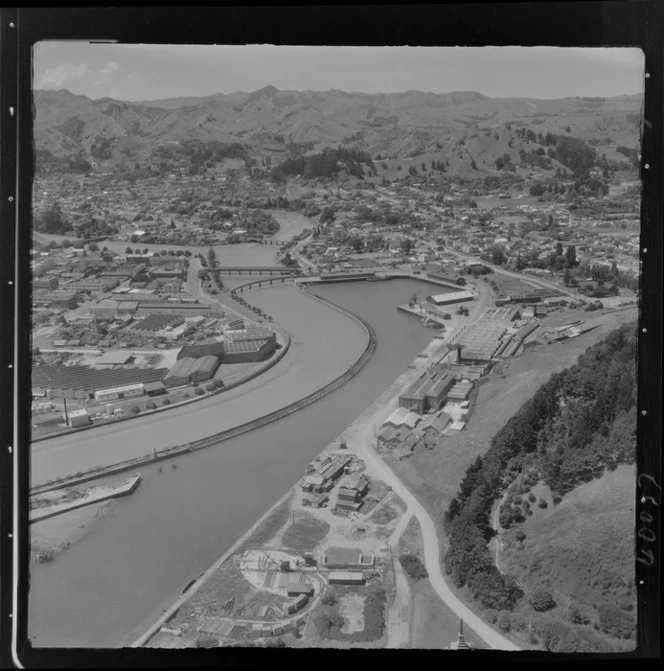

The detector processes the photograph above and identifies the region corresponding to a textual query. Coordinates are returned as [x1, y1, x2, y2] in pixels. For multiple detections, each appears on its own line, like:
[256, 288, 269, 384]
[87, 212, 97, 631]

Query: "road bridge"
[210, 266, 296, 276]
[245, 238, 288, 246]
[229, 276, 293, 294]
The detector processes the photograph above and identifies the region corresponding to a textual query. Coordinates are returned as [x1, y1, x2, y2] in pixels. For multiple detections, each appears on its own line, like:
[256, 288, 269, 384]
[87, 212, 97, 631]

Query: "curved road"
[340, 281, 519, 651]
[347, 391, 520, 651]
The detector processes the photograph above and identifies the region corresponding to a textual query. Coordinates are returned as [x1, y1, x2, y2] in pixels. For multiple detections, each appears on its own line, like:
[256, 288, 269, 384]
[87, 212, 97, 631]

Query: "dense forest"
[270, 147, 375, 181]
[443, 323, 637, 646]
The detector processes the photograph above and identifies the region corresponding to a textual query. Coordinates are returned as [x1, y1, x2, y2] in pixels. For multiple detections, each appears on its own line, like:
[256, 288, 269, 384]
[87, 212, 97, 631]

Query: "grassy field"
[281, 513, 330, 554]
[502, 465, 636, 616]
[409, 577, 486, 649]
[392, 307, 638, 535]
[237, 493, 293, 552]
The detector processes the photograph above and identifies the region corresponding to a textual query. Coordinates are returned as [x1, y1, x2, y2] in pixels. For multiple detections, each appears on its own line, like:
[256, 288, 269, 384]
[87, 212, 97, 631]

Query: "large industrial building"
[398, 369, 455, 413]
[163, 356, 220, 387]
[453, 320, 508, 364]
[426, 290, 474, 306]
[177, 341, 226, 360]
[32, 364, 168, 400]
[223, 327, 277, 364]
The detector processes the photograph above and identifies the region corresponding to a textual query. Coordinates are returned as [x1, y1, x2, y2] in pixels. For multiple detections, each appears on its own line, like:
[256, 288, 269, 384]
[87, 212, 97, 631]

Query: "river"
[28, 277, 437, 647]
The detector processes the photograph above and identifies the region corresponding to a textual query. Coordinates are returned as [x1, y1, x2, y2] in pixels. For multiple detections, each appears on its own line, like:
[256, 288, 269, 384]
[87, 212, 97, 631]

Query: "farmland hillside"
[34, 87, 643, 179]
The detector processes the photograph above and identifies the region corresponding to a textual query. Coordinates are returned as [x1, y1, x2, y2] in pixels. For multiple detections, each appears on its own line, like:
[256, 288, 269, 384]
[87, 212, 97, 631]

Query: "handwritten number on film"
[636, 473, 659, 567]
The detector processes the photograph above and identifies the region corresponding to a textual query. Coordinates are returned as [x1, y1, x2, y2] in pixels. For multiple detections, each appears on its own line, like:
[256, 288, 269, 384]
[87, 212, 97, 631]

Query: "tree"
[36, 200, 68, 234]
[565, 245, 577, 268]
[530, 589, 556, 612]
[88, 241, 98, 252]
[125, 246, 133, 254]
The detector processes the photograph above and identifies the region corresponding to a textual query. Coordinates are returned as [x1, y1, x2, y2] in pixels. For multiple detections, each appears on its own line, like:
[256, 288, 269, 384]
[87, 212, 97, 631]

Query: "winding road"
[339, 284, 520, 651]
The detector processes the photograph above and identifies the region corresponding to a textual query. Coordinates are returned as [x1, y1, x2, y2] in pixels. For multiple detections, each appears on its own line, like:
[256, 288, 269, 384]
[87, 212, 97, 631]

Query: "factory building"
[454, 320, 507, 364]
[426, 290, 474, 306]
[163, 355, 220, 387]
[177, 341, 226, 360]
[32, 364, 168, 400]
[398, 370, 455, 413]
[223, 338, 276, 364]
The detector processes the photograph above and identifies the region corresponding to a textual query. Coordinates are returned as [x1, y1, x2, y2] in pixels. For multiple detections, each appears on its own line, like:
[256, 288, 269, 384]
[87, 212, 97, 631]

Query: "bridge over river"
[210, 266, 296, 276]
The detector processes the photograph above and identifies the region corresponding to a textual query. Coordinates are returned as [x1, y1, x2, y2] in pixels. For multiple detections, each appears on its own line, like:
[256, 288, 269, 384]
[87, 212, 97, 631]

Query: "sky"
[33, 43, 645, 102]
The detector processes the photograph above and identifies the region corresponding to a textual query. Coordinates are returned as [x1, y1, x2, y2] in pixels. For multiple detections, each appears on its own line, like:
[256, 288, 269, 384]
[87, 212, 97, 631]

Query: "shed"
[328, 571, 365, 585]
[143, 380, 167, 397]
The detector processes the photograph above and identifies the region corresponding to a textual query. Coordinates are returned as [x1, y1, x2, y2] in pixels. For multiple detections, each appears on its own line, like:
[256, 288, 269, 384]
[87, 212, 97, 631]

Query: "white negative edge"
[12, 84, 25, 670]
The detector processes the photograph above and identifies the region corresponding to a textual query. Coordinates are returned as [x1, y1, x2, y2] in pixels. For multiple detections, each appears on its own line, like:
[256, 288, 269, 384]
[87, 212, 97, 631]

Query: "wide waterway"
[28, 278, 437, 647]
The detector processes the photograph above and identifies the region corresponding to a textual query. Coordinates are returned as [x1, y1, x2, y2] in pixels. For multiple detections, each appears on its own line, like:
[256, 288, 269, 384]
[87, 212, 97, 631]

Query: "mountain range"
[34, 87, 642, 172]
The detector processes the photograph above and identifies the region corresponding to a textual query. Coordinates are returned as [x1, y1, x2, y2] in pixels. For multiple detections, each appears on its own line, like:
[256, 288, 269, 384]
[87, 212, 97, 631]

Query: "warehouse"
[163, 355, 220, 387]
[454, 320, 507, 364]
[189, 355, 220, 383]
[383, 406, 421, 429]
[32, 364, 168, 400]
[446, 381, 473, 402]
[177, 341, 225, 360]
[95, 350, 135, 368]
[328, 571, 365, 586]
[94, 383, 145, 403]
[323, 547, 375, 569]
[225, 326, 276, 345]
[398, 370, 455, 414]
[143, 380, 167, 397]
[223, 338, 276, 364]
[426, 290, 474, 306]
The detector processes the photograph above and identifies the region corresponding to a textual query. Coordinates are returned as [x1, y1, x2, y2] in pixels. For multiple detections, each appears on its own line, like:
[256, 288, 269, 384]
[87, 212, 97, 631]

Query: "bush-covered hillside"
[443, 323, 637, 650]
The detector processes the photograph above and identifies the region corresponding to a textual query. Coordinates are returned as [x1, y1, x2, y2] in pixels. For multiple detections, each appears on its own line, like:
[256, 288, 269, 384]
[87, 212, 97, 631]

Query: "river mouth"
[28, 278, 438, 648]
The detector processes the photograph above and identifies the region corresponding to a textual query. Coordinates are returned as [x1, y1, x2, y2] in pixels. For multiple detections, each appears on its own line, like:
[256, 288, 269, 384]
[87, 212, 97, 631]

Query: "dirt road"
[385, 511, 414, 648]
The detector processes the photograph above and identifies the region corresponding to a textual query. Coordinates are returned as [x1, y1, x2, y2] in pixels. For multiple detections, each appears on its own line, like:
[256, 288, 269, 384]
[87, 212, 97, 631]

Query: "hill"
[33, 87, 643, 178]
[443, 322, 637, 651]
[499, 465, 636, 652]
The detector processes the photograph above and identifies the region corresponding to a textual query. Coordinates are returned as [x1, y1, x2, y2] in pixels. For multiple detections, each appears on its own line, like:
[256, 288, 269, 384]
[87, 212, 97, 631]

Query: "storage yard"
[140, 443, 403, 649]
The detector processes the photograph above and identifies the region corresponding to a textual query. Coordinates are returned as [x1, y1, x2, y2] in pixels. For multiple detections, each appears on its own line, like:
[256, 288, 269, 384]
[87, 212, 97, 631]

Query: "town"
[28, 50, 642, 656]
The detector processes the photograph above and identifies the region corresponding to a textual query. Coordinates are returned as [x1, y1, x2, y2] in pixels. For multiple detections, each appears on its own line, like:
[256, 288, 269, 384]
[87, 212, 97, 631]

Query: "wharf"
[29, 474, 141, 523]
[396, 304, 448, 326]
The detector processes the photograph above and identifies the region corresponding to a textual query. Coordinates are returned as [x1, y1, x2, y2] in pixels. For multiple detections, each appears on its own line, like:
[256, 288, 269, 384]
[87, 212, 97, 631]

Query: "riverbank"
[30, 474, 141, 522]
[130, 336, 448, 648]
[32, 292, 374, 494]
[28, 278, 439, 648]
[31, 500, 114, 563]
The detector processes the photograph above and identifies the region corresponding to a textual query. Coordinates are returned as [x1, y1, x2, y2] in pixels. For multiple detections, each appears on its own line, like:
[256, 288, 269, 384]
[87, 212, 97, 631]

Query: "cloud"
[37, 63, 92, 89]
[99, 61, 120, 79]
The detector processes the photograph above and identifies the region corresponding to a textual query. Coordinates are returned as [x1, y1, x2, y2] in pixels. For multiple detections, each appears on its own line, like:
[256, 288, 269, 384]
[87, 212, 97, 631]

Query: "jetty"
[29, 474, 142, 523]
